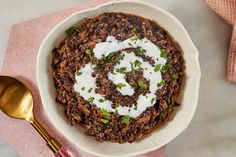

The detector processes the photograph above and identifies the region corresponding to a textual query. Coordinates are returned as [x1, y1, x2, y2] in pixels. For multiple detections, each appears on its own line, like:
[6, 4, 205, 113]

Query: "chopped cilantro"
[128, 42, 132, 46]
[87, 87, 93, 93]
[160, 49, 168, 59]
[101, 108, 110, 117]
[136, 46, 146, 55]
[117, 83, 126, 89]
[157, 80, 165, 88]
[85, 48, 93, 56]
[154, 64, 161, 72]
[151, 98, 156, 104]
[122, 115, 130, 125]
[105, 52, 117, 62]
[115, 103, 120, 108]
[161, 63, 171, 73]
[120, 54, 125, 60]
[77, 71, 82, 76]
[131, 27, 136, 33]
[72, 114, 81, 121]
[114, 109, 119, 115]
[130, 62, 135, 74]
[65, 27, 79, 36]
[98, 99, 105, 103]
[134, 60, 142, 67]
[81, 87, 85, 91]
[88, 97, 95, 103]
[100, 119, 109, 124]
[111, 71, 117, 75]
[138, 80, 148, 89]
[172, 73, 179, 80]
[130, 33, 140, 41]
[116, 67, 127, 73]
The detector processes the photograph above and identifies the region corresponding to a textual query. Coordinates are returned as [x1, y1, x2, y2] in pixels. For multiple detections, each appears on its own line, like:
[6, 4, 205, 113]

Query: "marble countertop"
[0, 0, 235, 157]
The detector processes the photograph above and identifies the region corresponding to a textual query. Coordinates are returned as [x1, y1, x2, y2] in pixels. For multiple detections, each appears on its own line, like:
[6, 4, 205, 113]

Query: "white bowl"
[36, 0, 201, 157]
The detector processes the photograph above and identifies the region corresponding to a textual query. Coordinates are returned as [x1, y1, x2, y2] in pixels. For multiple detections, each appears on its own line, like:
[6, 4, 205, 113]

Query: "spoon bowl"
[0, 76, 34, 121]
[0, 76, 71, 157]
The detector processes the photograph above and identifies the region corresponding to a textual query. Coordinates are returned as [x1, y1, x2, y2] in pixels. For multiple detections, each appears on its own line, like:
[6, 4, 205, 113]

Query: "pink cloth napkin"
[0, 0, 166, 156]
[206, 0, 236, 82]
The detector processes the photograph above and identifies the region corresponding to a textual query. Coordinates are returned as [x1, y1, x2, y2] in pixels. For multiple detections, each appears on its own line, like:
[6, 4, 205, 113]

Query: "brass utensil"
[0, 76, 71, 157]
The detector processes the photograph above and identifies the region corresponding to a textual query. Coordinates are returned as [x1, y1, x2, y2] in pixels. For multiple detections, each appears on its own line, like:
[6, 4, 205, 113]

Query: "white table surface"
[0, 0, 236, 157]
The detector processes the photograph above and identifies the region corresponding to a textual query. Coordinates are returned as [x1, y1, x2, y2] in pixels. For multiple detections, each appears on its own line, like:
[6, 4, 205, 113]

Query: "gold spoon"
[0, 76, 72, 157]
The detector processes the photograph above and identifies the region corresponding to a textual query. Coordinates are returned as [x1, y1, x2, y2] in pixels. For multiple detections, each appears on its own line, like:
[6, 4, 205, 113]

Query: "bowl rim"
[36, 0, 201, 156]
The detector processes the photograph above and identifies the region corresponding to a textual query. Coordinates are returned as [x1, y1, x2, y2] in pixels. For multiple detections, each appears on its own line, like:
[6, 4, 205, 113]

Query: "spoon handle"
[31, 118, 72, 157]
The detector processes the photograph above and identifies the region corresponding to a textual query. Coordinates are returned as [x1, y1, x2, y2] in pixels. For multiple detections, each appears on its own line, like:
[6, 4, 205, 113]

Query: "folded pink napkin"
[206, 0, 236, 82]
[0, 0, 166, 157]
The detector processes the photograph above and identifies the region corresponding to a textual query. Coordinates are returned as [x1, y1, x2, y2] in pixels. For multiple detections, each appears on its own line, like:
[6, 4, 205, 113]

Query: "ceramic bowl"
[36, 0, 201, 156]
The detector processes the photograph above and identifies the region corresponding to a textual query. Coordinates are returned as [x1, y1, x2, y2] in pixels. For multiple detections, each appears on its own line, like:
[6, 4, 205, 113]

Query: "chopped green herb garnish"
[161, 63, 171, 73]
[81, 87, 85, 91]
[98, 99, 105, 103]
[101, 108, 110, 117]
[138, 80, 148, 89]
[114, 109, 119, 115]
[131, 27, 136, 33]
[65, 27, 79, 36]
[157, 80, 165, 88]
[130, 62, 135, 74]
[151, 98, 156, 104]
[85, 48, 93, 56]
[122, 115, 130, 125]
[160, 49, 168, 59]
[88, 97, 95, 103]
[120, 54, 125, 60]
[104, 52, 117, 62]
[172, 73, 178, 80]
[144, 40, 148, 43]
[115, 103, 120, 108]
[72, 114, 81, 121]
[136, 46, 146, 55]
[128, 42, 132, 46]
[111, 71, 117, 75]
[117, 83, 126, 89]
[134, 105, 138, 110]
[134, 60, 142, 67]
[116, 67, 127, 73]
[154, 64, 161, 72]
[88, 88, 93, 93]
[100, 118, 109, 124]
[77, 71, 82, 76]
[131, 33, 140, 41]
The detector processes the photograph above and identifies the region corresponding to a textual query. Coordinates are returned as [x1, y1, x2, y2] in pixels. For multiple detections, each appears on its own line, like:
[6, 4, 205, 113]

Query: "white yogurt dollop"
[74, 36, 167, 118]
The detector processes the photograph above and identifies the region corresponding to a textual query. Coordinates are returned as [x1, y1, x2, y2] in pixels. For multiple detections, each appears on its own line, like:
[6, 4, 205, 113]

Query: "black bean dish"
[52, 12, 185, 143]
